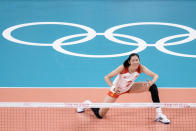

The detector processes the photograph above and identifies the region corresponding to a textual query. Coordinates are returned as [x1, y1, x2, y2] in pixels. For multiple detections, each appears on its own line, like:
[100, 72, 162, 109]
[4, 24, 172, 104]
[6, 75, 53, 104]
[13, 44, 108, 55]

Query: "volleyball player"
[77, 53, 170, 124]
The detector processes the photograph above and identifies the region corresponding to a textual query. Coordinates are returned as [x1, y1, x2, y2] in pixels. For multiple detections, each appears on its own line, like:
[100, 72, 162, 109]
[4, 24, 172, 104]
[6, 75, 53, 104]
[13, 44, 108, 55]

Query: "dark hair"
[123, 53, 140, 68]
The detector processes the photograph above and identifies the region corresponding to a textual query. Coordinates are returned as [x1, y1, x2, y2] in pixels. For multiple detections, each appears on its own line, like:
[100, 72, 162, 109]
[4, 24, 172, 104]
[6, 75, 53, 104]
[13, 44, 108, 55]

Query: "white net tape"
[0, 102, 196, 108]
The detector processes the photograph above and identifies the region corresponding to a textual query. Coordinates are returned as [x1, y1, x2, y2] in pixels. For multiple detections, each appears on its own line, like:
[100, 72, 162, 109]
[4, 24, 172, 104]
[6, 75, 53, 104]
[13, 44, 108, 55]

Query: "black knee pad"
[91, 108, 103, 119]
[149, 84, 160, 103]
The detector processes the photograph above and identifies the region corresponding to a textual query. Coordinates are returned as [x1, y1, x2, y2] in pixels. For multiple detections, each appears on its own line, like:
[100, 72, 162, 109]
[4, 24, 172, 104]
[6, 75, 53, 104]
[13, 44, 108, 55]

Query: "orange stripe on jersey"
[121, 67, 128, 74]
[137, 64, 142, 73]
[121, 64, 142, 74]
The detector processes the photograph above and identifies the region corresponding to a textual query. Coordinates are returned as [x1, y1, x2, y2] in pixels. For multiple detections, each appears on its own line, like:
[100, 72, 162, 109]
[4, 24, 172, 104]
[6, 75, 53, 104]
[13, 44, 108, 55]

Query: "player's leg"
[129, 82, 170, 124]
[128, 82, 150, 93]
[91, 93, 118, 119]
[99, 95, 117, 116]
[128, 82, 162, 105]
[149, 84, 170, 124]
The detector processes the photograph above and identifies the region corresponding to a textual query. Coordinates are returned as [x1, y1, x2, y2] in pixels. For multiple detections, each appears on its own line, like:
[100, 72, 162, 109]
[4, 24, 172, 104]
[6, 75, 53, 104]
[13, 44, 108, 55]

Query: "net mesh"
[0, 102, 196, 131]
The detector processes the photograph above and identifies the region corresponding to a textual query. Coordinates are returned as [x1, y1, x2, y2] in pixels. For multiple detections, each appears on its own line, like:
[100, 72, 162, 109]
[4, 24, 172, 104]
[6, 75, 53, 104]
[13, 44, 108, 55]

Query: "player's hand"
[114, 86, 120, 95]
[145, 79, 153, 87]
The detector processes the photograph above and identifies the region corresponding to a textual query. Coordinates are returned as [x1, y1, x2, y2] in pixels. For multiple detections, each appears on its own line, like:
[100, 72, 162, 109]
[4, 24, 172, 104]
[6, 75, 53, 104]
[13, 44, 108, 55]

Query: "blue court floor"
[0, 0, 196, 88]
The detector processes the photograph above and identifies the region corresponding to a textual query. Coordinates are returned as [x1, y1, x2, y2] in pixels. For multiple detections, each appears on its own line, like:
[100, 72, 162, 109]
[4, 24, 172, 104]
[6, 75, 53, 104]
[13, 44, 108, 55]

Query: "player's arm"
[141, 65, 159, 86]
[104, 65, 124, 87]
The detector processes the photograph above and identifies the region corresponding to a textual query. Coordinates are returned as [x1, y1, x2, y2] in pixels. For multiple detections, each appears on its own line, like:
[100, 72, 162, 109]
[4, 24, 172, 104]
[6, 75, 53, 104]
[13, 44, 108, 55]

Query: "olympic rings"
[2, 22, 196, 58]
[2, 22, 97, 46]
[52, 33, 147, 58]
[155, 34, 196, 58]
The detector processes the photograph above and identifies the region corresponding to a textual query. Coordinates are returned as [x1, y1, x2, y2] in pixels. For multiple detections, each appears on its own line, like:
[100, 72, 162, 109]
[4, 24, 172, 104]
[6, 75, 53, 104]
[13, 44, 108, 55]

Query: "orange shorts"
[107, 90, 129, 98]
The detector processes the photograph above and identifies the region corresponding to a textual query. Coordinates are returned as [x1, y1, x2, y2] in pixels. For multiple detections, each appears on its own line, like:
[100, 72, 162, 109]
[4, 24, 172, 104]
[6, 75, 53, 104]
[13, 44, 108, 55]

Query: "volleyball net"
[0, 102, 196, 131]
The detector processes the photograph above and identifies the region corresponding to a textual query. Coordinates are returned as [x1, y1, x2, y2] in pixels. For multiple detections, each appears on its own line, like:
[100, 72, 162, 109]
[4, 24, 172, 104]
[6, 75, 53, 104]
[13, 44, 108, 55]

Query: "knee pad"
[149, 84, 160, 103]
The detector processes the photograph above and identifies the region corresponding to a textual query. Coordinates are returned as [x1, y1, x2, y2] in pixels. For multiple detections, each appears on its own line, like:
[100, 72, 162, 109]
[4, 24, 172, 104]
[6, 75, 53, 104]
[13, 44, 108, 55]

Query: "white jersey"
[110, 65, 141, 94]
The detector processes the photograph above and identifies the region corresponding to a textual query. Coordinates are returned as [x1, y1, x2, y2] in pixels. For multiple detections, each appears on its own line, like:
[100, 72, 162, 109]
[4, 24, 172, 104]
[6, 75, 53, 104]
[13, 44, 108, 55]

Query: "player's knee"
[149, 84, 158, 92]
[99, 108, 109, 117]
[91, 108, 103, 119]
[149, 84, 160, 103]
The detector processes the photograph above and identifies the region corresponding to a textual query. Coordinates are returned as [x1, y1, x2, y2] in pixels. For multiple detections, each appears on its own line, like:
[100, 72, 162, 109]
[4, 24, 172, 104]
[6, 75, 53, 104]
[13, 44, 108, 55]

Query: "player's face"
[129, 55, 140, 68]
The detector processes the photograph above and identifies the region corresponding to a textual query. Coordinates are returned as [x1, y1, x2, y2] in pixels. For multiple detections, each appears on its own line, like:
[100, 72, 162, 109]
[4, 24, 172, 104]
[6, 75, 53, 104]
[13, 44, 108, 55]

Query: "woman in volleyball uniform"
[77, 53, 170, 124]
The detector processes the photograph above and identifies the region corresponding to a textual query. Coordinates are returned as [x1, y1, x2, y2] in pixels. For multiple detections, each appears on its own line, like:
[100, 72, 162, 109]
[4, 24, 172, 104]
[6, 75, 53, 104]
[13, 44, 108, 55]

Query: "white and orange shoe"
[155, 113, 170, 124]
[77, 100, 92, 113]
